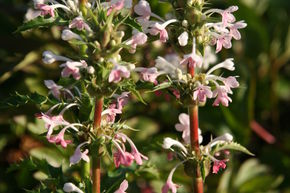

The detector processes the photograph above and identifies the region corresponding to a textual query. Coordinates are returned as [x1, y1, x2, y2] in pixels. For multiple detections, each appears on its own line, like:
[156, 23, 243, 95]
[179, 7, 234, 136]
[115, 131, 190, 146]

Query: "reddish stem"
[92, 97, 103, 193]
[188, 65, 203, 193]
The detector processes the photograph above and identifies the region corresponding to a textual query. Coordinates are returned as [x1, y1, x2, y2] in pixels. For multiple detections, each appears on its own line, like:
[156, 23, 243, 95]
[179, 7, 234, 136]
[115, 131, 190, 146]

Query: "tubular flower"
[114, 180, 129, 193]
[69, 142, 90, 166]
[148, 19, 177, 43]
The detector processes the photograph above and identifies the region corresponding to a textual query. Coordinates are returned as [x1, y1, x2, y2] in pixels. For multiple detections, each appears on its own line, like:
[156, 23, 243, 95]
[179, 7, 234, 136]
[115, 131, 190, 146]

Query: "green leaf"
[146, 81, 172, 93]
[78, 93, 93, 122]
[212, 142, 254, 156]
[15, 16, 68, 33]
[0, 92, 49, 109]
[123, 17, 143, 32]
[7, 158, 37, 173]
[129, 88, 147, 105]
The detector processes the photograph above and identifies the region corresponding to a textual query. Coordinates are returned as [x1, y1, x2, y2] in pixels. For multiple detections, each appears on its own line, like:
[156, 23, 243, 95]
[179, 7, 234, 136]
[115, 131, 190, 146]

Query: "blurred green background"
[0, 0, 290, 192]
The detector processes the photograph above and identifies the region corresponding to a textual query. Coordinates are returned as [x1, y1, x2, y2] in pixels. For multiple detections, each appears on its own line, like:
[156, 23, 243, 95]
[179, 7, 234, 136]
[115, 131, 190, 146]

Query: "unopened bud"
[182, 20, 188, 27]
[128, 64, 135, 71]
[87, 66, 95, 74]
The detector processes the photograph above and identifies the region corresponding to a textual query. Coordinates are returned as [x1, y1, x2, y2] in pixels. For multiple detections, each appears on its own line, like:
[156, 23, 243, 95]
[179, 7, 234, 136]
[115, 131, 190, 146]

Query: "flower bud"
[62, 29, 82, 41]
[63, 182, 84, 193]
[182, 20, 188, 27]
[178, 31, 189, 46]
[87, 66, 95, 74]
[128, 64, 135, 71]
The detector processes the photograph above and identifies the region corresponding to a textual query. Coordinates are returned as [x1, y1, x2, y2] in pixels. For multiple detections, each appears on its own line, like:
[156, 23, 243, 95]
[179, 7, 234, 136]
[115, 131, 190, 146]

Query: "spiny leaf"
[123, 17, 143, 32]
[129, 88, 147, 105]
[15, 16, 68, 33]
[0, 92, 49, 109]
[212, 142, 254, 156]
[146, 81, 172, 93]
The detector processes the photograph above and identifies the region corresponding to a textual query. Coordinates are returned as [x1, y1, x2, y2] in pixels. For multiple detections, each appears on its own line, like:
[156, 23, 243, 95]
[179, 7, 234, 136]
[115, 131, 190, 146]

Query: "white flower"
[42, 51, 72, 64]
[178, 31, 188, 46]
[61, 29, 83, 41]
[206, 58, 235, 75]
[162, 137, 188, 154]
[63, 182, 84, 193]
[155, 56, 183, 80]
[202, 46, 217, 69]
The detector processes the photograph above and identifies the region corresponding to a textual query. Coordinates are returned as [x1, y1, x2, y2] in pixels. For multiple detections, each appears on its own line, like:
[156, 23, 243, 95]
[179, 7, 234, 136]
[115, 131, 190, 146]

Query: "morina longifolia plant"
[129, 0, 254, 193]
[12, 0, 155, 193]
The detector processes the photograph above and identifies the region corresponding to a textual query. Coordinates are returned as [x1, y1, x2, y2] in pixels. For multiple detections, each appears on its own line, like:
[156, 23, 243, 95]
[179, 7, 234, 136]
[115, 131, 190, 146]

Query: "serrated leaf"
[212, 142, 254, 156]
[15, 16, 68, 33]
[0, 92, 49, 109]
[123, 17, 143, 32]
[146, 81, 172, 93]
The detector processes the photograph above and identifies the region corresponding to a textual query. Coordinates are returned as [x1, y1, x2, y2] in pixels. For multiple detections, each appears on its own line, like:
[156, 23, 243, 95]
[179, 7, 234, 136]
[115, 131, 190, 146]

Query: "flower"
[134, 0, 151, 20]
[108, 64, 131, 83]
[60, 60, 87, 80]
[220, 6, 238, 26]
[180, 38, 202, 68]
[161, 162, 184, 193]
[61, 29, 83, 41]
[193, 84, 213, 103]
[175, 113, 203, 144]
[206, 58, 235, 75]
[107, 0, 125, 15]
[178, 31, 188, 46]
[162, 137, 188, 154]
[126, 32, 148, 53]
[47, 127, 72, 148]
[229, 20, 247, 40]
[101, 107, 122, 123]
[69, 16, 92, 31]
[113, 141, 135, 168]
[155, 56, 183, 80]
[63, 182, 84, 193]
[117, 133, 148, 165]
[148, 19, 177, 42]
[44, 80, 62, 99]
[202, 46, 217, 69]
[42, 50, 72, 64]
[35, 4, 55, 17]
[134, 67, 160, 83]
[114, 180, 128, 193]
[69, 142, 90, 166]
[223, 76, 239, 93]
[212, 160, 227, 174]
[212, 86, 232, 106]
[112, 92, 130, 111]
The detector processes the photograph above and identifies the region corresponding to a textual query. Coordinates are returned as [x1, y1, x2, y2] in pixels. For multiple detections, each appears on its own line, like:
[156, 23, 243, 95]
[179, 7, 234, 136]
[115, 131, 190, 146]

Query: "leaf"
[129, 88, 147, 105]
[212, 142, 254, 156]
[7, 158, 37, 173]
[123, 17, 143, 32]
[15, 16, 68, 33]
[146, 81, 172, 93]
[78, 93, 93, 122]
[0, 92, 48, 109]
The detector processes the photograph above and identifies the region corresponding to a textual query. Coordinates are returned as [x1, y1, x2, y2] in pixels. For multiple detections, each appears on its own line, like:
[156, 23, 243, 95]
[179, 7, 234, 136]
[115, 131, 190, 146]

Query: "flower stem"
[188, 65, 203, 193]
[92, 97, 103, 193]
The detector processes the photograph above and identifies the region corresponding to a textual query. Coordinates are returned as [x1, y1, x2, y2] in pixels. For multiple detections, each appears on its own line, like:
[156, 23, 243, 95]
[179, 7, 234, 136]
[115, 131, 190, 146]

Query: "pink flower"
[101, 107, 122, 123]
[60, 61, 87, 80]
[36, 4, 55, 17]
[134, 0, 151, 20]
[113, 92, 130, 111]
[134, 67, 159, 83]
[149, 19, 177, 43]
[193, 84, 213, 102]
[69, 142, 90, 166]
[107, 0, 125, 15]
[229, 20, 247, 40]
[117, 133, 148, 165]
[114, 180, 128, 193]
[162, 164, 180, 193]
[214, 34, 232, 53]
[113, 147, 135, 168]
[48, 127, 72, 148]
[69, 16, 91, 31]
[36, 113, 69, 139]
[212, 160, 227, 174]
[175, 113, 203, 144]
[44, 80, 62, 99]
[221, 6, 238, 26]
[109, 65, 130, 83]
[212, 86, 232, 106]
[180, 38, 203, 68]
[127, 32, 148, 53]
[172, 89, 180, 99]
[223, 76, 239, 93]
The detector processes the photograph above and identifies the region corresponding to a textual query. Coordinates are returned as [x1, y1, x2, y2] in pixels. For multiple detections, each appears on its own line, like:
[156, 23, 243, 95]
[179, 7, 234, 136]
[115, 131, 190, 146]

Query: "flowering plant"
[6, 0, 253, 192]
